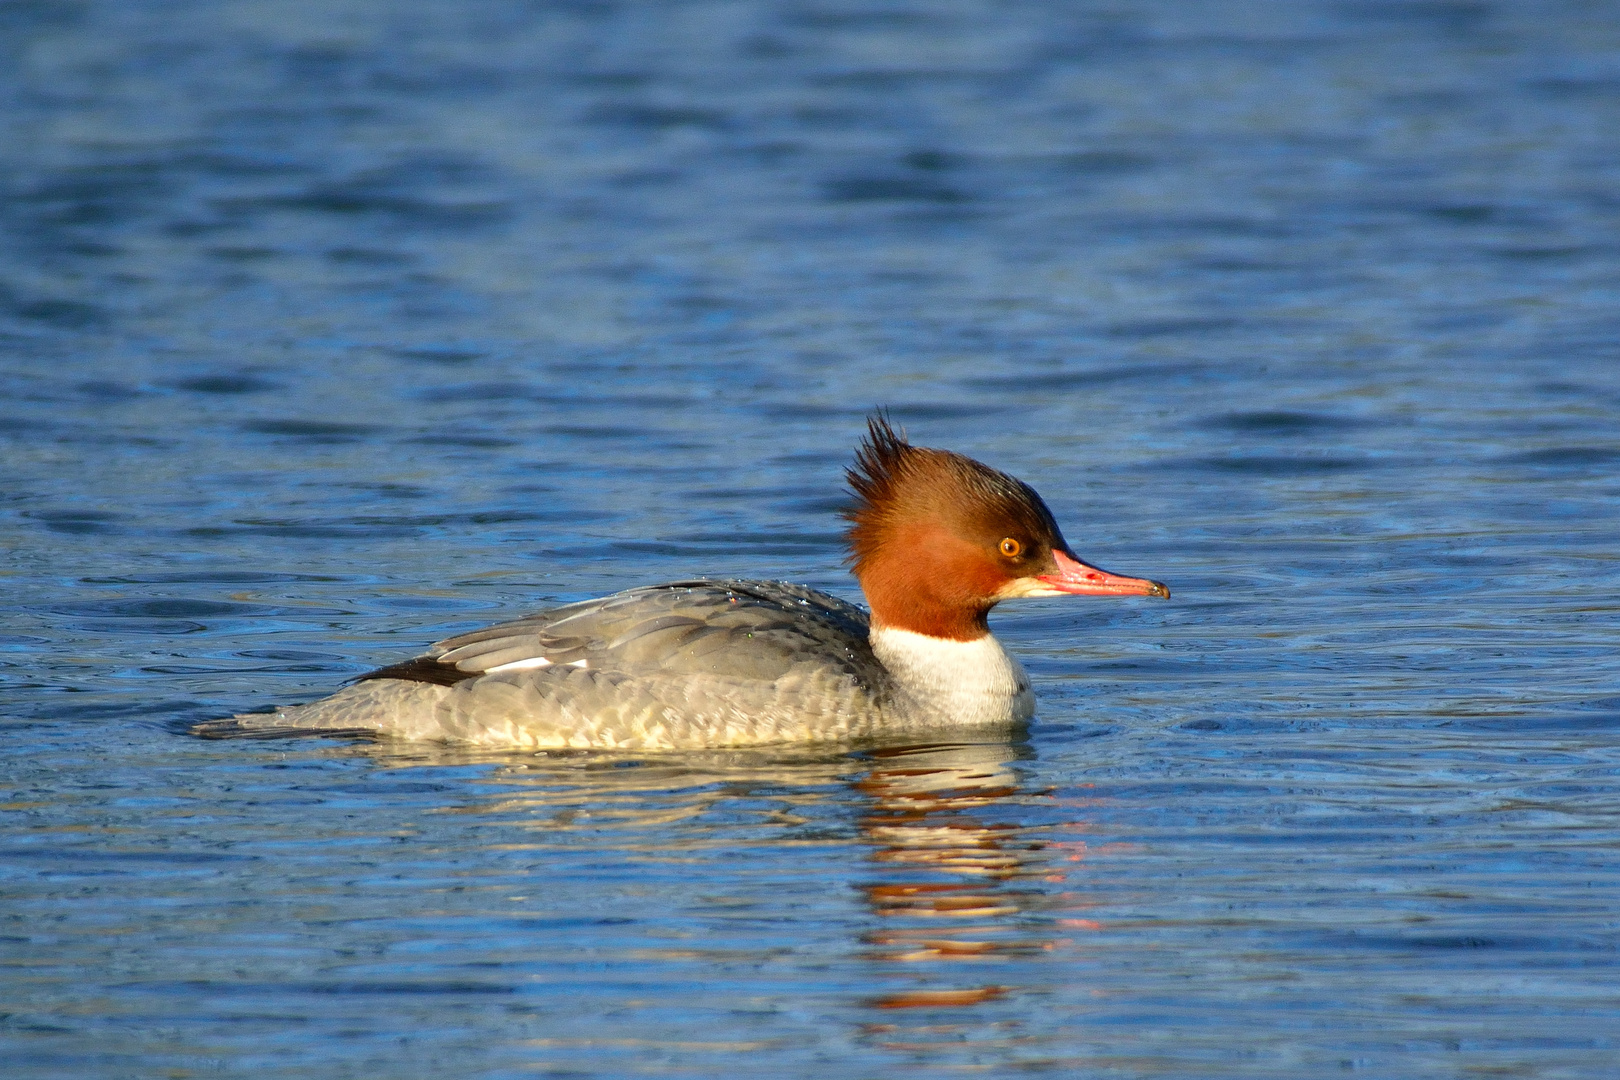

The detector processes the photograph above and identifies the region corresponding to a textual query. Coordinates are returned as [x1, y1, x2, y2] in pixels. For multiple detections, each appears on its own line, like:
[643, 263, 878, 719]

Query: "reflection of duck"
[332, 738, 1084, 1062]
[199, 416, 1165, 749]
[852, 744, 1059, 1017]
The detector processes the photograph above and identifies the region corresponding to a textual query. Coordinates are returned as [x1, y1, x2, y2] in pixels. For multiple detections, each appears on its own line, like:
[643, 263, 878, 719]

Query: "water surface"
[3, 1, 1619, 1076]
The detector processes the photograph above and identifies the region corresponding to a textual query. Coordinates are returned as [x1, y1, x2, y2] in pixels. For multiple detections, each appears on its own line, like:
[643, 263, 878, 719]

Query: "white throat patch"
[870, 626, 1034, 728]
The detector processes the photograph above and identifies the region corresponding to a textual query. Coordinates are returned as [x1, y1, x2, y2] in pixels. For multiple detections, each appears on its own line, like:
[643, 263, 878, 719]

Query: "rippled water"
[4, 0, 1619, 1076]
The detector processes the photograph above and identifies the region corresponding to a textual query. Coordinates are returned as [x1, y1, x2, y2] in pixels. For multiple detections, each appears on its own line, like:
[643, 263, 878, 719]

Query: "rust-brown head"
[843, 415, 1168, 641]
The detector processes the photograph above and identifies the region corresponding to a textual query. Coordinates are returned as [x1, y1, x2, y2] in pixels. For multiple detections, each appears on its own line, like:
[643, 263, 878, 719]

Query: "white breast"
[870, 626, 1034, 728]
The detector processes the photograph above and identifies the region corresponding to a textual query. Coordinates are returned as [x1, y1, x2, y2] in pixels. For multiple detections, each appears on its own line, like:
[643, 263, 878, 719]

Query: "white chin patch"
[995, 577, 1068, 599]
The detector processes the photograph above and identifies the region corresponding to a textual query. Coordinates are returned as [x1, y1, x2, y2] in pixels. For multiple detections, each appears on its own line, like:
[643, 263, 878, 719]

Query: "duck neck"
[855, 532, 998, 642]
[869, 624, 1033, 728]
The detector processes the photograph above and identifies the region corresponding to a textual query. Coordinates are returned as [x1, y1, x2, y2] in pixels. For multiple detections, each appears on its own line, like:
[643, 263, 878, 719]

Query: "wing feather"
[355, 580, 881, 689]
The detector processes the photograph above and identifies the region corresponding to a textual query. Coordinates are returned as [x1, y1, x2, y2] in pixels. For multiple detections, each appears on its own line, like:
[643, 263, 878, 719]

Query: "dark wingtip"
[354, 656, 480, 687]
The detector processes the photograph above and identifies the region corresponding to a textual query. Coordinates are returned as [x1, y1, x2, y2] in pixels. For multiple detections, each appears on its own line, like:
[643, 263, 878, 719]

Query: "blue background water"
[3, 1, 1619, 1076]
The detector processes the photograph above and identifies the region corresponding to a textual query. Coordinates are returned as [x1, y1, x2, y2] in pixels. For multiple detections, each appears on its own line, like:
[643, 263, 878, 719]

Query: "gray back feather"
[428, 580, 880, 685]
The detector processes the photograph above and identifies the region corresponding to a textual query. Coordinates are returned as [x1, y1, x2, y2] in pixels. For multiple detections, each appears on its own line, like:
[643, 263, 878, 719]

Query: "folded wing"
[357, 579, 881, 688]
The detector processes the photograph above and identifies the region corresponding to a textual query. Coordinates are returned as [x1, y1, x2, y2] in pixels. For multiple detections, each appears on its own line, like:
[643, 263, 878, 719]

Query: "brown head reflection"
[852, 743, 1065, 1025]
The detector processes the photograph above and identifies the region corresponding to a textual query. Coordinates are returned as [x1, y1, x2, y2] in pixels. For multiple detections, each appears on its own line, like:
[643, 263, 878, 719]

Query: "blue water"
[4, 1, 1619, 1076]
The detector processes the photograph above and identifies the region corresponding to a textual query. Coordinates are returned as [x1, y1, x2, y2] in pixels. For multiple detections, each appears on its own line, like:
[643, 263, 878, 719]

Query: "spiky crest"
[843, 412, 915, 576]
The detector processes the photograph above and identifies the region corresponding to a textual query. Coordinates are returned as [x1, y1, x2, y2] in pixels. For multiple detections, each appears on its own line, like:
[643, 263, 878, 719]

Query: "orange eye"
[999, 537, 1023, 558]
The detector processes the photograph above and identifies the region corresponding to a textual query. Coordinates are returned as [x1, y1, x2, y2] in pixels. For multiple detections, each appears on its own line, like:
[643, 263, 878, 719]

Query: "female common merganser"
[199, 417, 1167, 749]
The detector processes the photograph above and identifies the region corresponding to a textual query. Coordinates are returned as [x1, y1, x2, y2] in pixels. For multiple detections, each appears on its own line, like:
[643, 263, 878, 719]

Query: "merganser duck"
[198, 416, 1167, 749]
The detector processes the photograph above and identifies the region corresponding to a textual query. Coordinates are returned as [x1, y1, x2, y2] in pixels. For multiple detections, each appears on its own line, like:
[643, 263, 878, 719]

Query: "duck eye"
[999, 537, 1023, 558]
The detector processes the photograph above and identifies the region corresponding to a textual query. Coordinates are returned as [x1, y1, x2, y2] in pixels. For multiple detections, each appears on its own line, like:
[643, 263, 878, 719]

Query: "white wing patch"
[484, 657, 587, 673]
[485, 657, 550, 673]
